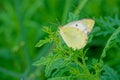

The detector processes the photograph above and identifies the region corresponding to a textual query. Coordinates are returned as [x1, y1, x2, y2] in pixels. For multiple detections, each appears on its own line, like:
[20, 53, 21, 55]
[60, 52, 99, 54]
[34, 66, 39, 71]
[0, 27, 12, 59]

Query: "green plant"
[33, 13, 120, 80]
[1, 0, 120, 80]
[34, 27, 101, 80]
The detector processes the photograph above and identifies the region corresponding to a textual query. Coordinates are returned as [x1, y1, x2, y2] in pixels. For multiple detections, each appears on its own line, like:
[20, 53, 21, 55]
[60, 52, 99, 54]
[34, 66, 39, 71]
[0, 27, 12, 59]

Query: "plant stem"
[0, 67, 21, 78]
[14, 0, 31, 78]
[75, 54, 90, 75]
[81, 56, 90, 74]
[61, 0, 72, 24]
[74, 0, 88, 15]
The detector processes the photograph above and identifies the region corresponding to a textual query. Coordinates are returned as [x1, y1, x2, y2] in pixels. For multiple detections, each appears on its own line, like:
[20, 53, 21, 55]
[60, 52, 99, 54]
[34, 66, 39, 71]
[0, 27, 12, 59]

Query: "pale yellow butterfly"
[59, 19, 95, 50]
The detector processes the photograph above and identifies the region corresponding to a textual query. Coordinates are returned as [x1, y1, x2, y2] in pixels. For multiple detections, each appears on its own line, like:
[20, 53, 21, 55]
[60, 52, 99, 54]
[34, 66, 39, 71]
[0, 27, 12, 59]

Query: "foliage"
[34, 26, 101, 80]
[0, 0, 120, 80]
[34, 13, 120, 79]
[101, 65, 119, 80]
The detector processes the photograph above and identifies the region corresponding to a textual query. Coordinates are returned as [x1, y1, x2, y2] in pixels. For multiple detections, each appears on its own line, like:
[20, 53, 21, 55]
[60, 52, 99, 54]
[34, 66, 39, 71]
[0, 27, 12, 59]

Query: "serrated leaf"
[33, 57, 47, 66]
[47, 76, 74, 80]
[67, 12, 79, 23]
[33, 53, 54, 66]
[45, 56, 70, 77]
[94, 15, 120, 37]
[101, 65, 119, 80]
[92, 58, 98, 65]
[101, 26, 120, 59]
[35, 39, 50, 47]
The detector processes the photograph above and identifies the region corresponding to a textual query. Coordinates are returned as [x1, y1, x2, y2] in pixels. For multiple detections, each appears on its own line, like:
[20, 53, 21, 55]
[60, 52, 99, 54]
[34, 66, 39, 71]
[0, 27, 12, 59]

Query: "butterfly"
[59, 19, 95, 50]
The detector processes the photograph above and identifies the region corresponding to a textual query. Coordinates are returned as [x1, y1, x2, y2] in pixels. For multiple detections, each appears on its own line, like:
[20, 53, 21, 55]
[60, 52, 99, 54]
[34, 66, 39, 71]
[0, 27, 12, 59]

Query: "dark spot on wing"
[75, 24, 78, 27]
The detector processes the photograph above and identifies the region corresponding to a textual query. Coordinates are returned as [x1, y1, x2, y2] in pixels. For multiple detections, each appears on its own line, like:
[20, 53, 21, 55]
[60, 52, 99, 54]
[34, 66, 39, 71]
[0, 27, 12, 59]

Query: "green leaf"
[101, 65, 119, 80]
[47, 76, 74, 80]
[45, 55, 69, 77]
[35, 39, 50, 47]
[100, 26, 120, 59]
[67, 12, 79, 23]
[93, 15, 120, 37]
[33, 53, 54, 66]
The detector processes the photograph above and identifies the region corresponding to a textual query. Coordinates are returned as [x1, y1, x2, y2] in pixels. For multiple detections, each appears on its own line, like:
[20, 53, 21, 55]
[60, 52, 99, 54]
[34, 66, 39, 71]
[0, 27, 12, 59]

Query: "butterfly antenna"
[55, 18, 62, 31]
[56, 18, 61, 26]
[49, 22, 58, 26]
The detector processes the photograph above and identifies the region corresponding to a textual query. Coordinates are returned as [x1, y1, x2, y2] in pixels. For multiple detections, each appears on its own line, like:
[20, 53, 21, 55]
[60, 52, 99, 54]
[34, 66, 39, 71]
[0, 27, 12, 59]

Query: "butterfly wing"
[64, 20, 87, 34]
[59, 27, 88, 50]
[80, 19, 95, 33]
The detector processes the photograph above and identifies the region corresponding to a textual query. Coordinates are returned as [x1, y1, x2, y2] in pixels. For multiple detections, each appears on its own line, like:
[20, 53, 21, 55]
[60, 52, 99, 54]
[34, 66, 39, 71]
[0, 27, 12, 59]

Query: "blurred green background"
[0, 0, 120, 80]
